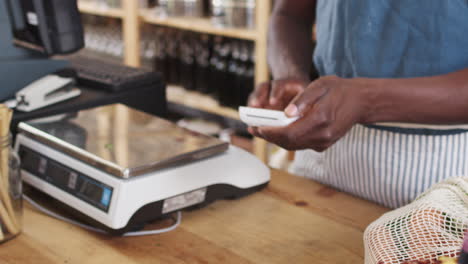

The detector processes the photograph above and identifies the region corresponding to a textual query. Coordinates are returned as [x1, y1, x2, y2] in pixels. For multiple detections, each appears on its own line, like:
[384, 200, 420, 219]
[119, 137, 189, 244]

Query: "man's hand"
[248, 79, 308, 110]
[249, 76, 371, 152]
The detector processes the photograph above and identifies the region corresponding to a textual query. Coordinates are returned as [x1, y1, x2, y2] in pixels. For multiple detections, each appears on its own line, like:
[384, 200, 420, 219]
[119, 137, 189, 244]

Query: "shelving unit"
[78, 0, 272, 162]
[78, 1, 124, 18]
[140, 10, 257, 41]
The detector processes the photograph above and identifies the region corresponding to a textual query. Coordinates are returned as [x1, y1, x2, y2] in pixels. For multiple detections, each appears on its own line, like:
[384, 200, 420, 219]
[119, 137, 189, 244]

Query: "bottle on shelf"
[153, 27, 170, 82]
[214, 37, 231, 102]
[242, 41, 255, 107]
[141, 26, 157, 69]
[194, 34, 213, 93]
[147, 27, 255, 109]
[235, 40, 249, 107]
[225, 40, 255, 108]
[166, 29, 182, 85]
[179, 32, 197, 90]
[208, 36, 224, 97]
[223, 39, 239, 107]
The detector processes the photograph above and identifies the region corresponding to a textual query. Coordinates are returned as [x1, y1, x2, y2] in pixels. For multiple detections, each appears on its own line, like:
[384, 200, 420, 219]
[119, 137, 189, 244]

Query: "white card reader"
[239, 106, 299, 127]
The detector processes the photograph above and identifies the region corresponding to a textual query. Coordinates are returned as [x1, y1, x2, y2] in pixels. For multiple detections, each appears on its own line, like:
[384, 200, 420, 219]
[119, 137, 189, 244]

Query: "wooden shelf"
[78, 2, 124, 18]
[166, 85, 239, 120]
[140, 9, 258, 41]
[78, 0, 272, 162]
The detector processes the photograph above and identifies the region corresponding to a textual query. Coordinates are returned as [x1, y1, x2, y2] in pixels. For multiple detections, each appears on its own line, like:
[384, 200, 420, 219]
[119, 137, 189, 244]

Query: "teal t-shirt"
[314, 0, 468, 78]
[294, 0, 468, 208]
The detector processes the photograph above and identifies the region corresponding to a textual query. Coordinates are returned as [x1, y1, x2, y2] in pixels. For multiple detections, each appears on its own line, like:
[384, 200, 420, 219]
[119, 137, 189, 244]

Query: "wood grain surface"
[0, 169, 389, 264]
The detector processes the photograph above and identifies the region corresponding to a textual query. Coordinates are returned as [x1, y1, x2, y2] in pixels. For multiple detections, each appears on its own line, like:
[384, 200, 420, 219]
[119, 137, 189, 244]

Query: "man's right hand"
[247, 79, 309, 110]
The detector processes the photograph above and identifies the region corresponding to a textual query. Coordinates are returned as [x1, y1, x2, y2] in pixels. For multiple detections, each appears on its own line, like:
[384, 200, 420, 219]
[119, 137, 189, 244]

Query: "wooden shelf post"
[253, 0, 272, 163]
[122, 0, 140, 67]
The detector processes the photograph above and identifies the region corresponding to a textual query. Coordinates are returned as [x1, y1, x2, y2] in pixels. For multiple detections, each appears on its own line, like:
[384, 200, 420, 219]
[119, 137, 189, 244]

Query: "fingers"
[247, 79, 308, 110]
[248, 82, 270, 108]
[285, 78, 331, 117]
[252, 100, 336, 151]
[247, 126, 261, 138]
[248, 76, 353, 152]
[269, 80, 307, 109]
[253, 126, 333, 151]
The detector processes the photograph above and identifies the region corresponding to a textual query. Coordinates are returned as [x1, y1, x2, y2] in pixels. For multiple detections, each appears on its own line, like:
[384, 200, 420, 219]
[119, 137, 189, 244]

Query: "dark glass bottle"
[208, 36, 224, 97]
[224, 40, 240, 108]
[216, 38, 232, 105]
[166, 29, 181, 85]
[235, 41, 250, 107]
[194, 34, 212, 93]
[180, 32, 196, 90]
[242, 41, 255, 106]
[153, 27, 169, 83]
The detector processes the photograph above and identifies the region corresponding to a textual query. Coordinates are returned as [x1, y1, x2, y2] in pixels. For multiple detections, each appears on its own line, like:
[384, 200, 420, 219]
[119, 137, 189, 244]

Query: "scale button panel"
[68, 172, 78, 189]
[19, 146, 114, 212]
[38, 157, 47, 174]
[101, 188, 112, 207]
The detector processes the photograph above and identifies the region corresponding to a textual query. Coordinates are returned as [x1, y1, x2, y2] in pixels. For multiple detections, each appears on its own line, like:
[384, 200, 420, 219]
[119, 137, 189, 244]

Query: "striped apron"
[290, 124, 468, 208]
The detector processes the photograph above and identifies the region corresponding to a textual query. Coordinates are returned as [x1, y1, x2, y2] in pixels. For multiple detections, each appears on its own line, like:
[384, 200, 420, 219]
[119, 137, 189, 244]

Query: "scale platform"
[15, 104, 270, 234]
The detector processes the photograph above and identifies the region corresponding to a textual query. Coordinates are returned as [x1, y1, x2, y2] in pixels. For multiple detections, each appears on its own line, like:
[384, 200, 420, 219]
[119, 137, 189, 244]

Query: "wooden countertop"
[0, 169, 389, 264]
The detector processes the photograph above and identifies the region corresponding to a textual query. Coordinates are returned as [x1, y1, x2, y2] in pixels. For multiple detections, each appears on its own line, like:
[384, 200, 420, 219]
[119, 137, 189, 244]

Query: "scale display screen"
[19, 146, 113, 212]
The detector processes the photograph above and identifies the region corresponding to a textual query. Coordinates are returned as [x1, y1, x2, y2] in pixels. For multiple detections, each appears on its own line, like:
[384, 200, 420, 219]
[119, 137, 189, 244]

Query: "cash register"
[3, 0, 270, 234]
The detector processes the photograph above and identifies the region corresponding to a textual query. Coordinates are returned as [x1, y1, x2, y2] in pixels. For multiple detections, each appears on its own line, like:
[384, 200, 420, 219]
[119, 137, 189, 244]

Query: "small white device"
[239, 106, 299, 127]
[13, 74, 81, 112]
[16, 104, 270, 234]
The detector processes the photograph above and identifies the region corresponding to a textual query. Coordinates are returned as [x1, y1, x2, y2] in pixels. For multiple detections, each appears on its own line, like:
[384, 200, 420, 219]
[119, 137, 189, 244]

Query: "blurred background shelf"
[167, 85, 239, 120]
[78, 1, 124, 18]
[140, 10, 257, 41]
[77, 0, 271, 162]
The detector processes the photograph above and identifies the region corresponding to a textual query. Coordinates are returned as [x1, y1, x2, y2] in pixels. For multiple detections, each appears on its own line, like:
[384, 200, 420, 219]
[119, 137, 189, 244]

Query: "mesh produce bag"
[364, 177, 468, 264]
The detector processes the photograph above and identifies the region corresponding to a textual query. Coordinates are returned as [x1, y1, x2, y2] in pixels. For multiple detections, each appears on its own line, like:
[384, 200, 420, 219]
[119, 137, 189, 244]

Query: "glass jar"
[0, 134, 22, 243]
[211, 0, 255, 29]
[166, 0, 186, 16]
[210, 0, 227, 28]
[105, 0, 121, 9]
[227, 0, 255, 29]
[183, 0, 204, 17]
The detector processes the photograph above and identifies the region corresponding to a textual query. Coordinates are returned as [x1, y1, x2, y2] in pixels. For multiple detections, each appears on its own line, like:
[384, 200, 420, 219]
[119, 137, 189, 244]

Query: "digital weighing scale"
[15, 104, 270, 234]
